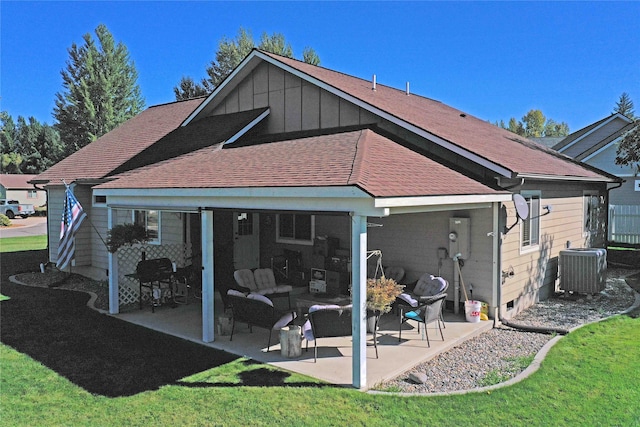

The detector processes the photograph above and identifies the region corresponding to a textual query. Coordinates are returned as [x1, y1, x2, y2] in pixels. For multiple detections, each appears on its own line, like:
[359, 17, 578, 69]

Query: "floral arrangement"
[106, 223, 148, 253]
[366, 276, 405, 314]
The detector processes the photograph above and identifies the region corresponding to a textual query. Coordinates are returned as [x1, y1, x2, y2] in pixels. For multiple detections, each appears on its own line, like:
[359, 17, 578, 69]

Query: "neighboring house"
[33, 49, 618, 388]
[553, 114, 639, 244]
[0, 174, 46, 208]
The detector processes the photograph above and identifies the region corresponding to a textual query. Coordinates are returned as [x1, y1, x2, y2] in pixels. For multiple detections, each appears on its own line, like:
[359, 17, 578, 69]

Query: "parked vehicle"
[0, 199, 35, 219]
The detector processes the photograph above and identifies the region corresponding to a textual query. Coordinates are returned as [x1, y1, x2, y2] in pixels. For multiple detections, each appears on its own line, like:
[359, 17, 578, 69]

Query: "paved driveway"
[0, 216, 48, 238]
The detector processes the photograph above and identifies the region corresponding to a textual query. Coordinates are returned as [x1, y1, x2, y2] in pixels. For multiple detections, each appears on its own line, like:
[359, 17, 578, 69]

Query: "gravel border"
[372, 268, 639, 395]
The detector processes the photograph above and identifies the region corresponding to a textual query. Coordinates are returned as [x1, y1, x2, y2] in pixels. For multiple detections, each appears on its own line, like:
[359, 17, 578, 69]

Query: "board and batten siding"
[212, 62, 379, 134]
[500, 181, 607, 317]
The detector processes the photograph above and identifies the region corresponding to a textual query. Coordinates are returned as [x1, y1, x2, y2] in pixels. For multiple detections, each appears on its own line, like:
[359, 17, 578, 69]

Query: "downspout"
[606, 180, 623, 245]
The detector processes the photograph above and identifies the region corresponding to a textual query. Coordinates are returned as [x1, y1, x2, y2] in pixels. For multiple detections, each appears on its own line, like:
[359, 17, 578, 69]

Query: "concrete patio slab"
[115, 295, 493, 389]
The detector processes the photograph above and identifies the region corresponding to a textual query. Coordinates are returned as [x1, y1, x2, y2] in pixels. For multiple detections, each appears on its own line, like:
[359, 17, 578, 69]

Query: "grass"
[0, 235, 47, 253]
[2, 250, 639, 426]
[2, 310, 639, 425]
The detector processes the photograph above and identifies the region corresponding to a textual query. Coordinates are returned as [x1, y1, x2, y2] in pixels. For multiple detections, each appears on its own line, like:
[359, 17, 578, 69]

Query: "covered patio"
[114, 294, 492, 389]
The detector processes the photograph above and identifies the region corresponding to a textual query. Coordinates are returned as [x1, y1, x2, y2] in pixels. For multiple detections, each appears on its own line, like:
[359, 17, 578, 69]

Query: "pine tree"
[54, 24, 144, 155]
[174, 27, 321, 100]
[613, 92, 635, 119]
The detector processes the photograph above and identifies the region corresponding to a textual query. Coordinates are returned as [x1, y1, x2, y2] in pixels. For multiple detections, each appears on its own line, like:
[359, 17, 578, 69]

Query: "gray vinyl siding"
[610, 179, 640, 205]
[586, 143, 635, 177]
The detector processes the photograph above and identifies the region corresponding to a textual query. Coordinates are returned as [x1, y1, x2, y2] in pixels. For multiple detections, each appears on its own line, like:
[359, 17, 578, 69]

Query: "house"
[553, 114, 639, 244]
[0, 174, 46, 208]
[33, 49, 618, 388]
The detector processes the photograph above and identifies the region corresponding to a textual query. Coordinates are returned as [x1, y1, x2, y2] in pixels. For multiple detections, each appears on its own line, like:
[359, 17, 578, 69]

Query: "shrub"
[0, 214, 11, 227]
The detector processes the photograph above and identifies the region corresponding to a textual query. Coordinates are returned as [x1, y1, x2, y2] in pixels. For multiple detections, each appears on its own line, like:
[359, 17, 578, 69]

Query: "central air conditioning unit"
[559, 248, 607, 294]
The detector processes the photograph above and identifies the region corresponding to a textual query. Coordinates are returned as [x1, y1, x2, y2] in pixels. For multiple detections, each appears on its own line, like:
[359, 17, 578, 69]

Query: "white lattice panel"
[117, 243, 191, 307]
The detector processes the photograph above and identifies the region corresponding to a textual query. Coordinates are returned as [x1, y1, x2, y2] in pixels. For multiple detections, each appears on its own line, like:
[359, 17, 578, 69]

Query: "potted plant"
[106, 223, 149, 253]
[366, 276, 404, 331]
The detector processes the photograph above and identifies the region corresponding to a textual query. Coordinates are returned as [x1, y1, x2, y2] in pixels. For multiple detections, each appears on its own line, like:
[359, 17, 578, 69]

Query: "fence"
[609, 204, 640, 245]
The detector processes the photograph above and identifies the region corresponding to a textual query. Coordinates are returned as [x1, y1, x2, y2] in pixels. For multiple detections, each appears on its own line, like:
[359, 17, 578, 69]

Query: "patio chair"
[395, 274, 449, 328]
[398, 293, 447, 347]
[302, 304, 379, 362]
[234, 268, 292, 308]
[226, 290, 297, 352]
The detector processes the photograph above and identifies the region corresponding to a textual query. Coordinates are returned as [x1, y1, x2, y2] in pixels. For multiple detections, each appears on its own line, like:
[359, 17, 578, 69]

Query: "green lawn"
[0, 235, 47, 253]
[2, 315, 638, 426]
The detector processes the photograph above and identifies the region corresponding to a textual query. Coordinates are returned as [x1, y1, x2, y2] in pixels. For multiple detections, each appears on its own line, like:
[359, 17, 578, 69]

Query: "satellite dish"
[512, 194, 529, 220]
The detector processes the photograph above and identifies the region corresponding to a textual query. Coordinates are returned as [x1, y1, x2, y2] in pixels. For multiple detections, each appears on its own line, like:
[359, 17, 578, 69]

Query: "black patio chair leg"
[266, 330, 272, 352]
[230, 318, 235, 341]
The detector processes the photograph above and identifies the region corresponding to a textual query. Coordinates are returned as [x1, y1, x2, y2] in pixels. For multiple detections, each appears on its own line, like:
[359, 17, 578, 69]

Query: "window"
[521, 192, 540, 249]
[27, 190, 37, 199]
[584, 193, 601, 234]
[133, 210, 160, 244]
[276, 213, 315, 245]
[236, 212, 254, 236]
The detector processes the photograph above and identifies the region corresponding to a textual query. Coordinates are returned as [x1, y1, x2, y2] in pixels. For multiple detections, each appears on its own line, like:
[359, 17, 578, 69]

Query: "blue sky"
[2, 1, 639, 132]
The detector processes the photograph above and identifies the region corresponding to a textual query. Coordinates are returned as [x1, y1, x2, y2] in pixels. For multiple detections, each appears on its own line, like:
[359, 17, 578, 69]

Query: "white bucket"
[465, 300, 482, 323]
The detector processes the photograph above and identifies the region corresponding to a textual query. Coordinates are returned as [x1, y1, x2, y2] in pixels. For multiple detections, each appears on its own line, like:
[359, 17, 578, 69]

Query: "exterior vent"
[559, 248, 607, 294]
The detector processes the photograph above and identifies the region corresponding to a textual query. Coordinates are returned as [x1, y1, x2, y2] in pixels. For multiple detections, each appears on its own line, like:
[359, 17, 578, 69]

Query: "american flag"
[56, 186, 87, 271]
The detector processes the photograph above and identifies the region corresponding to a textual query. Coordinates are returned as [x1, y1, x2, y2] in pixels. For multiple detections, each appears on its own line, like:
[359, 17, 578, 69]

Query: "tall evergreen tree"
[0, 112, 22, 173]
[174, 27, 321, 100]
[613, 92, 636, 120]
[0, 112, 64, 174]
[54, 24, 144, 155]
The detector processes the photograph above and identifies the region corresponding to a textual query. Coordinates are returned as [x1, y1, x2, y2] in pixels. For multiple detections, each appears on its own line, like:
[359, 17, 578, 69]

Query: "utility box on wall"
[449, 217, 471, 260]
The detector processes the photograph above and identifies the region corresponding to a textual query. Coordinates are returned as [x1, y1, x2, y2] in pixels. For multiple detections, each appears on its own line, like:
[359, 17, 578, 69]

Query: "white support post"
[350, 213, 367, 389]
[201, 210, 215, 342]
[107, 207, 119, 314]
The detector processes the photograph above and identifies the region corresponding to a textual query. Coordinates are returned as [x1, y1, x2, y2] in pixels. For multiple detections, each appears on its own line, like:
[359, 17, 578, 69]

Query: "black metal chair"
[398, 293, 447, 347]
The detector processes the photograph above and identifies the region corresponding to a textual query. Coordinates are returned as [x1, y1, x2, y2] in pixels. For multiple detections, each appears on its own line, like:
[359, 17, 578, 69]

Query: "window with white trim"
[521, 192, 540, 249]
[276, 213, 315, 245]
[583, 193, 601, 234]
[133, 210, 161, 244]
[27, 190, 38, 199]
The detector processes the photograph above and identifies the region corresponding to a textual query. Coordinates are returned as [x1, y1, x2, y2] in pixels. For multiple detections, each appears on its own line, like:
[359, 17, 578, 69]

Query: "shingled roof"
[97, 128, 504, 198]
[256, 51, 608, 181]
[34, 98, 204, 184]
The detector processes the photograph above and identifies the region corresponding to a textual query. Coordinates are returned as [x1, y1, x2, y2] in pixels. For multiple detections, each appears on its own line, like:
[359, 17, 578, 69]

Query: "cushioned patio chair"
[398, 293, 447, 347]
[226, 290, 296, 352]
[302, 304, 379, 362]
[234, 268, 292, 308]
[395, 274, 449, 328]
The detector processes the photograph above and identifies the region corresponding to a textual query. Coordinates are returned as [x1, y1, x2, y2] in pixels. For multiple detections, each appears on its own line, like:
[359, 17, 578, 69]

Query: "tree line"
[1, 24, 637, 175]
[1, 26, 320, 175]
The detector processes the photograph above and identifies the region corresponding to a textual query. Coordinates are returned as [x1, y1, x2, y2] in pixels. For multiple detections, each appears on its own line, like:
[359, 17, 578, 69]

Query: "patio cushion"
[397, 293, 419, 307]
[413, 274, 447, 297]
[227, 289, 246, 298]
[247, 293, 273, 307]
[234, 269, 258, 292]
[252, 268, 293, 295]
[273, 311, 297, 330]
